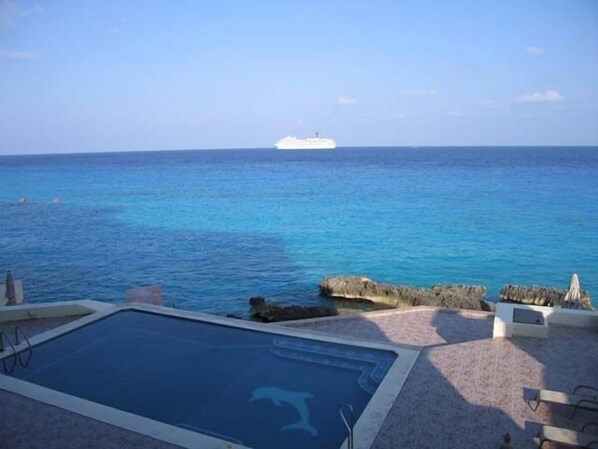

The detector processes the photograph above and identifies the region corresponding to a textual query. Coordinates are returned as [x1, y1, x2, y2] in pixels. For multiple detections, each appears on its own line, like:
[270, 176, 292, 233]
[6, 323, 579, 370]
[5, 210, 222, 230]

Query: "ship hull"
[275, 143, 336, 150]
[275, 136, 336, 150]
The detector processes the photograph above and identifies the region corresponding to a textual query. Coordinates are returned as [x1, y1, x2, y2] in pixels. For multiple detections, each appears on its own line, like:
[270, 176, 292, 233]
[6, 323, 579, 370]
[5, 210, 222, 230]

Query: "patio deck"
[0, 315, 81, 338]
[1, 306, 597, 449]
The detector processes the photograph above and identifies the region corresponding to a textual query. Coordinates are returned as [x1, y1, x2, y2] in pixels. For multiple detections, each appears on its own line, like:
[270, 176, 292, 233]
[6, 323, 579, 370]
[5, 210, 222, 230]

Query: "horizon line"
[1, 144, 598, 158]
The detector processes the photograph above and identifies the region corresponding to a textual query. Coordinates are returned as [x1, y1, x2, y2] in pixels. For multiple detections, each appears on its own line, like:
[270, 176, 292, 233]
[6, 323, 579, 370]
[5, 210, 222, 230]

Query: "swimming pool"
[0, 305, 418, 449]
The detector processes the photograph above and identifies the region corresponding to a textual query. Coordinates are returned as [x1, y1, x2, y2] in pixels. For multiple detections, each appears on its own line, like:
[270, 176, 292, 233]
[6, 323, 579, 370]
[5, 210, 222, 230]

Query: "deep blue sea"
[1, 147, 597, 315]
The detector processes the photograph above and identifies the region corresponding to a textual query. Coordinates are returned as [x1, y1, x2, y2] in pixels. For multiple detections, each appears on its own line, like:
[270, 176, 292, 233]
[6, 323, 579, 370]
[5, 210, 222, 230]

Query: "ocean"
[1, 147, 597, 315]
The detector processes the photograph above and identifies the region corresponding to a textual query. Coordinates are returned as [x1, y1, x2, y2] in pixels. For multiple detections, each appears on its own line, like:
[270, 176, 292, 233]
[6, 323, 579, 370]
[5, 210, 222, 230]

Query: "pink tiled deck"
[1, 307, 597, 449]
[288, 307, 598, 449]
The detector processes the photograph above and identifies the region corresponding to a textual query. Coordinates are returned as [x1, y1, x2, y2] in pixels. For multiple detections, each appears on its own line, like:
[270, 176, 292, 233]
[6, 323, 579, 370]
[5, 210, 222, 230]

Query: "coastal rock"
[319, 276, 489, 311]
[318, 276, 414, 308]
[249, 298, 338, 323]
[437, 293, 477, 310]
[432, 284, 490, 310]
[249, 296, 267, 308]
[431, 284, 486, 300]
[500, 285, 593, 310]
[411, 290, 442, 307]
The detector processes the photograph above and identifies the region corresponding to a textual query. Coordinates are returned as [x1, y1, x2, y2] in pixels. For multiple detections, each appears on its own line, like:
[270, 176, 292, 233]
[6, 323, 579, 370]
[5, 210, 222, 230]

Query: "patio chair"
[1, 280, 24, 306]
[531, 386, 598, 418]
[538, 422, 598, 448]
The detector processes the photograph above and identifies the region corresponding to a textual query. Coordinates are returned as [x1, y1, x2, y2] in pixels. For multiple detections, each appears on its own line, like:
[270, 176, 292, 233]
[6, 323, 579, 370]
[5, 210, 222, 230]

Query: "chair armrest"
[571, 400, 598, 419]
[577, 399, 598, 409]
[575, 385, 598, 398]
[582, 422, 598, 433]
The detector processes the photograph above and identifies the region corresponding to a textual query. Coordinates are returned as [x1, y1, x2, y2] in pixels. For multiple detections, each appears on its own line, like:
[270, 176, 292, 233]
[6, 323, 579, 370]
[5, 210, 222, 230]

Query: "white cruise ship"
[275, 133, 336, 150]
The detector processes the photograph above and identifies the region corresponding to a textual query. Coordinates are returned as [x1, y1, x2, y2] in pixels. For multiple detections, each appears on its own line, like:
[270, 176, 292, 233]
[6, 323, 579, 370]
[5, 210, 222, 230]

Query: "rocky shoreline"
[319, 276, 493, 311]
[243, 275, 593, 323]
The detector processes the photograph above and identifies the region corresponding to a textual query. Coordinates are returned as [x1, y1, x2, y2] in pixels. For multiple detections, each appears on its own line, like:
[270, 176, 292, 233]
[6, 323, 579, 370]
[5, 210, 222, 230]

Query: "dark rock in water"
[500, 285, 593, 310]
[319, 276, 489, 311]
[226, 313, 242, 319]
[249, 298, 338, 323]
[249, 296, 267, 308]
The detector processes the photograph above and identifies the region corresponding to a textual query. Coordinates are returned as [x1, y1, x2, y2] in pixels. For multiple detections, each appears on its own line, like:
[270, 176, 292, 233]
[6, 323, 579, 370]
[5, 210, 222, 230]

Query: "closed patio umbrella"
[4, 270, 17, 306]
[563, 273, 581, 309]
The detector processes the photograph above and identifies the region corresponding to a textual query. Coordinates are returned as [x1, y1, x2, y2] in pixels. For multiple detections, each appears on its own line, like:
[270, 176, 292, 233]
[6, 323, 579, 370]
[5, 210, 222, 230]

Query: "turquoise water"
[1, 147, 597, 314]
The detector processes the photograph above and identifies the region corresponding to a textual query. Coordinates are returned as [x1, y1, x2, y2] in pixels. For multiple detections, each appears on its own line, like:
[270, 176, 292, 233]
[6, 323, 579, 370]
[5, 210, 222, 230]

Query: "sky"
[0, 0, 597, 154]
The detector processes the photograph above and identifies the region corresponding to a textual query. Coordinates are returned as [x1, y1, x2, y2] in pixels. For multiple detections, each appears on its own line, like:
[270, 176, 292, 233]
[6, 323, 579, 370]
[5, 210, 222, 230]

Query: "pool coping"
[0, 299, 115, 323]
[0, 302, 420, 449]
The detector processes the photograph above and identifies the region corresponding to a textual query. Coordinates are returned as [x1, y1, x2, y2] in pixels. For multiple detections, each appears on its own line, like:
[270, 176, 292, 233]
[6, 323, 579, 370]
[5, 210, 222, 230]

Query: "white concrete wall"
[493, 303, 598, 338]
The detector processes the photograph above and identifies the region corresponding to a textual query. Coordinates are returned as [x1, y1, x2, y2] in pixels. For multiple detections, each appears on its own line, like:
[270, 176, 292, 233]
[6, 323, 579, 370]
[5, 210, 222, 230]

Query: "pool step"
[271, 338, 393, 394]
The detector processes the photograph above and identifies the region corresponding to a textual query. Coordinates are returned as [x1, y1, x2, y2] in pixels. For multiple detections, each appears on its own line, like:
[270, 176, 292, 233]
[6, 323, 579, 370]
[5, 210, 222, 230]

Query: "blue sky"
[1, 0, 597, 154]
